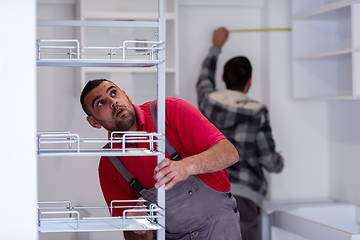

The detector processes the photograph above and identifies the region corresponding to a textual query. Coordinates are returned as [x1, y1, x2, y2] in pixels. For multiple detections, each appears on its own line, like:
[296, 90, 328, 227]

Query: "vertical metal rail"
[157, 0, 166, 239]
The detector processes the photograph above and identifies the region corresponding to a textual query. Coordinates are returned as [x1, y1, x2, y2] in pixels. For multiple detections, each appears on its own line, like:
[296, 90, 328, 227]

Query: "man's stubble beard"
[114, 110, 136, 131]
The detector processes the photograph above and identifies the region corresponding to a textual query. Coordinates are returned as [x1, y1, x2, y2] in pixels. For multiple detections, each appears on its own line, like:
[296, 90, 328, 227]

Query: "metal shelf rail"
[38, 200, 164, 233]
[37, 131, 164, 157]
[36, 38, 164, 67]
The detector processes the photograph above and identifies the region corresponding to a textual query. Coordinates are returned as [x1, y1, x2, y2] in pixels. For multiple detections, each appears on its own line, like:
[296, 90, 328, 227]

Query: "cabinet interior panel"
[84, 27, 157, 46]
[292, 5, 351, 58]
[80, 25, 174, 68]
[37, 2, 75, 20]
[292, 0, 348, 16]
[85, 72, 176, 105]
[82, 0, 175, 13]
[82, 26, 157, 60]
[165, 20, 176, 68]
[353, 51, 360, 96]
[293, 53, 352, 99]
[353, 4, 360, 49]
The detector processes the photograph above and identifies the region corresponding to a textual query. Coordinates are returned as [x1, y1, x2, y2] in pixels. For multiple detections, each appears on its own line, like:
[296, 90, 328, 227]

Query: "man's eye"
[111, 91, 116, 96]
[97, 101, 103, 107]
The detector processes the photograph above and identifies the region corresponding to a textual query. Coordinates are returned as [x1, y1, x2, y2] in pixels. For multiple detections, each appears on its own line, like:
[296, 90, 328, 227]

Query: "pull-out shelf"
[39, 217, 162, 233]
[38, 200, 164, 233]
[37, 131, 164, 157]
[36, 37, 164, 68]
[37, 59, 163, 67]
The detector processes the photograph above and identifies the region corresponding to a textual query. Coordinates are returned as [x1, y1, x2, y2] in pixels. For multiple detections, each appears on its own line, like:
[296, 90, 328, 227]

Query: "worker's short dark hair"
[223, 56, 252, 91]
[80, 79, 112, 116]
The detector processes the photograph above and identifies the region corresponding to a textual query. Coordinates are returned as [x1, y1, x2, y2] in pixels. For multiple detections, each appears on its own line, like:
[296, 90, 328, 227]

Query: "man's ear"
[244, 78, 252, 93]
[86, 115, 102, 129]
[247, 78, 252, 87]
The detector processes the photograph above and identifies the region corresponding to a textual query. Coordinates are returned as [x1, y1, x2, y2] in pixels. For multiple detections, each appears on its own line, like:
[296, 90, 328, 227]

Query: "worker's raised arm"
[154, 138, 238, 190]
[196, 27, 229, 107]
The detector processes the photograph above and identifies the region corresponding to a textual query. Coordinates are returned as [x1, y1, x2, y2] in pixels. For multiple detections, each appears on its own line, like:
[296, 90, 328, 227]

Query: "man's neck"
[228, 87, 247, 94]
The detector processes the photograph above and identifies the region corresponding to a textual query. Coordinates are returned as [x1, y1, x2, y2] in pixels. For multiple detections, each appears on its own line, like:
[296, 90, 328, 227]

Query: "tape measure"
[229, 28, 291, 33]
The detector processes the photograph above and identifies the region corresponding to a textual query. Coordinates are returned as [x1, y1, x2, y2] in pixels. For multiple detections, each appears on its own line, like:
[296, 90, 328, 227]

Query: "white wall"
[0, 1, 38, 240]
[265, 0, 328, 239]
[178, 1, 360, 239]
[178, 0, 329, 203]
[265, 0, 329, 202]
[178, 1, 264, 106]
[328, 100, 360, 204]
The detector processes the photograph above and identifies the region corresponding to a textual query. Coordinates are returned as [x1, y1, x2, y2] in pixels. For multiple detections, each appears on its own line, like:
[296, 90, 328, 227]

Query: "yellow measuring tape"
[229, 28, 291, 33]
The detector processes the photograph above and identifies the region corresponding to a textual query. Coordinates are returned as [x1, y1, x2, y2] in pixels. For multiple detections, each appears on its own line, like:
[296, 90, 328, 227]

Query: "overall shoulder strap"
[103, 144, 146, 195]
[103, 100, 182, 196]
[150, 100, 181, 161]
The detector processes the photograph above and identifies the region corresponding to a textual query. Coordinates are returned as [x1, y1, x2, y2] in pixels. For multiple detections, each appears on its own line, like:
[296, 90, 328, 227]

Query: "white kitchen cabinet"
[262, 199, 360, 240]
[36, 1, 167, 239]
[292, 0, 360, 100]
[75, 0, 179, 96]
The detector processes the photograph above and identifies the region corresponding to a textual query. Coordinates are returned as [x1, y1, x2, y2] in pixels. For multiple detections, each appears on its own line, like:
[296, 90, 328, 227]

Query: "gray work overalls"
[105, 101, 242, 239]
[107, 152, 241, 240]
[144, 175, 241, 240]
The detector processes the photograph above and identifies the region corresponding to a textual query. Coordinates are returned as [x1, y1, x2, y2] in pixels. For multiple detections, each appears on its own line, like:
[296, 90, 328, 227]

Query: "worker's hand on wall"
[213, 27, 229, 49]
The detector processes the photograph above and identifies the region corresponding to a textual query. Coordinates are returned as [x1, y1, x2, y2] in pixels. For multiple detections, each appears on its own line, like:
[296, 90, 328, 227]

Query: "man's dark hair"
[80, 79, 112, 116]
[223, 56, 252, 91]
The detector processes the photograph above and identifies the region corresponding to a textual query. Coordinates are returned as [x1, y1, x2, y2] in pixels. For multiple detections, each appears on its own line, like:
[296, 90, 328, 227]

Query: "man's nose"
[110, 98, 117, 108]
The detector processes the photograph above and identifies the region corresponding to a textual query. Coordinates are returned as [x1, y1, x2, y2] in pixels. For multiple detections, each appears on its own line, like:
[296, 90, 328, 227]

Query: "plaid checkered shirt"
[196, 47, 283, 207]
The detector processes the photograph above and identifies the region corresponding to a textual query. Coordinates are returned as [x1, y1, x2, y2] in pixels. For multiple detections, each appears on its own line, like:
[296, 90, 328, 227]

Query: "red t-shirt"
[98, 97, 230, 216]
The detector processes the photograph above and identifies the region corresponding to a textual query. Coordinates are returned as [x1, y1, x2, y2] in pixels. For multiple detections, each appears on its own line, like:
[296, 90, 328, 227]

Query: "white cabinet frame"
[36, 1, 167, 239]
[292, 0, 360, 100]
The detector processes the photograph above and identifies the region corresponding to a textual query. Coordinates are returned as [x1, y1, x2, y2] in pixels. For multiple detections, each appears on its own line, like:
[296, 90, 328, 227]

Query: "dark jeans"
[234, 195, 259, 240]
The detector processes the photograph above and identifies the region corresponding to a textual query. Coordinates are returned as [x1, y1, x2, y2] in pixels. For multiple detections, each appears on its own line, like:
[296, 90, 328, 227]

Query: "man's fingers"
[134, 230, 147, 234]
[154, 158, 171, 172]
[126, 207, 148, 217]
[154, 164, 170, 181]
[164, 179, 176, 190]
[154, 159, 190, 190]
[154, 171, 174, 189]
[154, 158, 174, 180]
[135, 197, 145, 206]
[155, 173, 182, 190]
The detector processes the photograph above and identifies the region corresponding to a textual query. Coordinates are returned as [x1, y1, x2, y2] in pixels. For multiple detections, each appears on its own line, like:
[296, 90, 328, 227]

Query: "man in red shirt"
[80, 79, 241, 240]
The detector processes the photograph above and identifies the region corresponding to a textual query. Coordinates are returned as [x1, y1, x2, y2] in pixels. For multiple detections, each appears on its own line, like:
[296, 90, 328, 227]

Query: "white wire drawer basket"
[37, 131, 164, 157]
[38, 200, 164, 233]
[36, 39, 164, 67]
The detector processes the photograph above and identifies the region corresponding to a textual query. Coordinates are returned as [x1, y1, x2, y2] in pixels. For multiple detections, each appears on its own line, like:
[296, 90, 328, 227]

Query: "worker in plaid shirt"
[196, 27, 284, 240]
